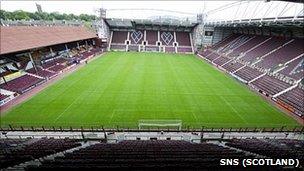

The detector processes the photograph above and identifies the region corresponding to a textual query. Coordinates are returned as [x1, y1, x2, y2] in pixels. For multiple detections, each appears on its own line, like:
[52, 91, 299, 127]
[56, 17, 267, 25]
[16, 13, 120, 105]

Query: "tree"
[12, 10, 30, 20]
[0, 10, 97, 22]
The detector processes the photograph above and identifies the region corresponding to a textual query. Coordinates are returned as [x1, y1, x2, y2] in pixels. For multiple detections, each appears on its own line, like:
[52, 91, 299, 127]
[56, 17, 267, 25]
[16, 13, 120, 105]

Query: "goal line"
[138, 120, 182, 130]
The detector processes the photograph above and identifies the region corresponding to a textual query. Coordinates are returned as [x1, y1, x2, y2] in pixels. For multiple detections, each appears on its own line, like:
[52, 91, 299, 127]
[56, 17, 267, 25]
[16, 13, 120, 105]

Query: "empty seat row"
[0, 74, 44, 94]
[234, 66, 263, 82]
[26, 140, 252, 170]
[251, 75, 292, 96]
[276, 86, 304, 116]
[0, 138, 81, 169]
[26, 67, 57, 78]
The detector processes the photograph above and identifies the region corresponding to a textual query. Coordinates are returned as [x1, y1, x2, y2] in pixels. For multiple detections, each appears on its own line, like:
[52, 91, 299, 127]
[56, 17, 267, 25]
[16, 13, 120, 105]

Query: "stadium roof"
[105, 18, 198, 30]
[204, 16, 304, 28]
[0, 26, 97, 55]
[279, 0, 304, 3]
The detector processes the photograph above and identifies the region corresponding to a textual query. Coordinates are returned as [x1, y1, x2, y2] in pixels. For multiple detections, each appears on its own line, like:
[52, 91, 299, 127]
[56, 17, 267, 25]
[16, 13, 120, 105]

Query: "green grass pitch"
[0, 52, 299, 129]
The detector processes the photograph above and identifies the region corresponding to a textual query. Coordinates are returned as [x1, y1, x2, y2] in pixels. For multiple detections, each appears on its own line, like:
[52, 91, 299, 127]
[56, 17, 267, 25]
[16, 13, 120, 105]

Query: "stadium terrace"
[106, 18, 197, 53]
[0, 0, 303, 170]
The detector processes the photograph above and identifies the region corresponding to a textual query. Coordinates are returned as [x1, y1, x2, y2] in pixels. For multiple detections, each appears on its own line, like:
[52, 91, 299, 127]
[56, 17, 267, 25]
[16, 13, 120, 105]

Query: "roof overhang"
[105, 18, 198, 32]
[204, 16, 304, 28]
[0, 26, 98, 55]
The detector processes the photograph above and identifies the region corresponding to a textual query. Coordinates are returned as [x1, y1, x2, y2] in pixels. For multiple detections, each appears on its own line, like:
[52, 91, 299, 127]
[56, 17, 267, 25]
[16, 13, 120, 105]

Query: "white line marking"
[108, 110, 116, 124]
[54, 94, 83, 122]
[220, 96, 249, 124]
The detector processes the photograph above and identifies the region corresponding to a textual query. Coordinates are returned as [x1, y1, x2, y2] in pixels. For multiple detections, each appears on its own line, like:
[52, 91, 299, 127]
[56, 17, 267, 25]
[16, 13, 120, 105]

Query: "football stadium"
[0, 0, 303, 170]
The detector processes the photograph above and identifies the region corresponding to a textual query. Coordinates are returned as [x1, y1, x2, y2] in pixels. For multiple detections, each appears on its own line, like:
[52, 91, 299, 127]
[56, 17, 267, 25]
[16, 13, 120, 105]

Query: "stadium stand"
[177, 46, 193, 53]
[199, 32, 304, 117]
[275, 85, 304, 117]
[128, 45, 139, 51]
[240, 37, 289, 64]
[42, 58, 67, 69]
[160, 31, 174, 46]
[0, 138, 81, 169]
[218, 35, 253, 54]
[110, 44, 126, 51]
[165, 46, 176, 53]
[107, 19, 194, 53]
[213, 56, 231, 66]
[211, 34, 241, 50]
[256, 39, 304, 69]
[26, 140, 252, 170]
[0, 138, 301, 170]
[176, 32, 191, 46]
[0, 74, 45, 94]
[26, 68, 57, 79]
[0, 24, 103, 98]
[234, 66, 264, 82]
[251, 75, 292, 96]
[205, 52, 221, 61]
[111, 31, 128, 44]
[277, 56, 304, 81]
[48, 64, 67, 73]
[228, 36, 270, 57]
[222, 61, 244, 73]
[130, 30, 144, 45]
[225, 139, 304, 160]
[0, 93, 9, 101]
[146, 30, 158, 45]
[198, 49, 212, 57]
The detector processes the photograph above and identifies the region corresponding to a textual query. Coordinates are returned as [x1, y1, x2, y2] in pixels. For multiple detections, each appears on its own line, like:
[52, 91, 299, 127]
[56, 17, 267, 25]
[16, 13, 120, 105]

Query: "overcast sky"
[1, 1, 303, 21]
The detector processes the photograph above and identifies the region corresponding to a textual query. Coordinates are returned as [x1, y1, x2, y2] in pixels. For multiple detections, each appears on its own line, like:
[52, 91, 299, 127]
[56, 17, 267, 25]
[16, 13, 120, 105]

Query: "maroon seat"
[213, 56, 231, 66]
[205, 53, 220, 61]
[198, 49, 212, 57]
[278, 56, 304, 80]
[251, 75, 292, 96]
[27, 140, 252, 170]
[0, 93, 9, 101]
[177, 47, 192, 53]
[110, 44, 126, 51]
[276, 86, 304, 116]
[257, 39, 304, 69]
[229, 36, 269, 57]
[211, 34, 241, 50]
[234, 66, 264, 82]
[222, 61, 244, 73]
[226, 139, 304, 160]
[111, 31, 127, 44]
[0, 138, 81, 169]
[27, 68, 56, 78]
[176, 32, 191, 46]
[165, 46, 175, 53]
[240, 37, 289, 64]
[42, 58, 67, 69]
[0, 74, 44, 94]
[146, 30, 158, 45]
[48, 64, 67, 73]
[128, 45, 139, 51]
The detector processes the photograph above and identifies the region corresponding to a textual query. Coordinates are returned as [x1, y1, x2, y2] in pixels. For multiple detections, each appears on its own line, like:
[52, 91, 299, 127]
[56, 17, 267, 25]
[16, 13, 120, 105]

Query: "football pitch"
[0, 52, 299, 129]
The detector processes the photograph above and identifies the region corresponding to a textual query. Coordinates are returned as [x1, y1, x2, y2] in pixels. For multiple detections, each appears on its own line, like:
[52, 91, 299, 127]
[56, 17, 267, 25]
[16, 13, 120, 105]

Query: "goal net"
[138, 120, 182, 130]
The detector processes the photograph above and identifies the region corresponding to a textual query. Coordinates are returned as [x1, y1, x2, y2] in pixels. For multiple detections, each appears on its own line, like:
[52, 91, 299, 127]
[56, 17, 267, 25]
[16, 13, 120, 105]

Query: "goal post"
[138, 120, 182, 130]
